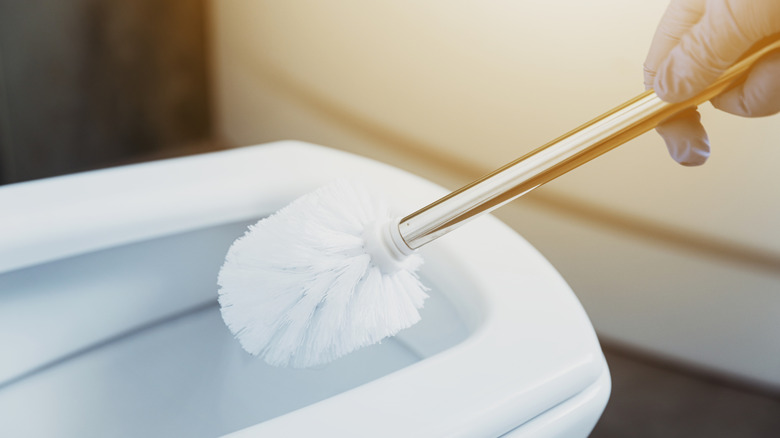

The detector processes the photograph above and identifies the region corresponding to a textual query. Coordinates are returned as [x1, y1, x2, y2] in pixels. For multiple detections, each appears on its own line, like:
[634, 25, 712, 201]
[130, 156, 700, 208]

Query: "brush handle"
[398, 35, 780, 250]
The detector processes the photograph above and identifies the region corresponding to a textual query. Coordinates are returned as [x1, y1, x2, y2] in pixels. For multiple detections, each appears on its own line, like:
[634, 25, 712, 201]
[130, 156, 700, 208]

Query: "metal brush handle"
[398, 35, 780, 250]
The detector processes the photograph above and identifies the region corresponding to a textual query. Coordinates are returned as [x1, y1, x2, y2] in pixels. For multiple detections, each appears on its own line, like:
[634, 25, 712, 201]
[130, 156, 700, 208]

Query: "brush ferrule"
[363, 219, 414, 274]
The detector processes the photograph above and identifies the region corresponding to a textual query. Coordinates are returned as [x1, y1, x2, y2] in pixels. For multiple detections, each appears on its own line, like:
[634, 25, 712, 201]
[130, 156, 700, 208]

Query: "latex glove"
[644, 0, 780, 166]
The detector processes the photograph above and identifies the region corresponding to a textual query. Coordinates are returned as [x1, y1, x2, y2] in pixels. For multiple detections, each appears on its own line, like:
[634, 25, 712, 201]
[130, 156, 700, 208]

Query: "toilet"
[0, 141, 609, 437]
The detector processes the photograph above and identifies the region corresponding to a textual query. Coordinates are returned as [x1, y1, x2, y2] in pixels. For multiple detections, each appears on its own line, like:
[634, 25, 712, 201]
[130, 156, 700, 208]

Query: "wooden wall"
[0, 0, 211, 184]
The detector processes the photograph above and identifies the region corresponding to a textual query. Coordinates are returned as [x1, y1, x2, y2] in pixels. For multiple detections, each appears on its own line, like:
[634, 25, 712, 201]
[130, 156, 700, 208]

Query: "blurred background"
[1, 0, 779, 435]
[0, 0, 211, 183]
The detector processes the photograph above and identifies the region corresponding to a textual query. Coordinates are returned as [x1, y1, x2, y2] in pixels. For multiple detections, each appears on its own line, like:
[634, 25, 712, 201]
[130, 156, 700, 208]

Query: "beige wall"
[210, 0, 780, 390]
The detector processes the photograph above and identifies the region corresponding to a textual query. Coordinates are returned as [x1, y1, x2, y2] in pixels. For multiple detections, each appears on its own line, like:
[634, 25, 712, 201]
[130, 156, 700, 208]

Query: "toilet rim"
[0, 141, 607, 436]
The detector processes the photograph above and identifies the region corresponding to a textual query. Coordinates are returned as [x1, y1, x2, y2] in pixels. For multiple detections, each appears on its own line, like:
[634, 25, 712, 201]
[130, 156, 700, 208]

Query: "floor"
[591, 343, 780, 437]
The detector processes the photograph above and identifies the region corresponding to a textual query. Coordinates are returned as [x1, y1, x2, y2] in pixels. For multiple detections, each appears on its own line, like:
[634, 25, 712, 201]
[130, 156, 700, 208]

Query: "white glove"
[644, 0, 780, 166]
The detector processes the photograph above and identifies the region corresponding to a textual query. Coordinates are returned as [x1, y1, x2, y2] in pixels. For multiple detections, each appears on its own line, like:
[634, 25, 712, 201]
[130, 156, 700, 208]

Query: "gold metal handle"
[399, 34, 780, 250]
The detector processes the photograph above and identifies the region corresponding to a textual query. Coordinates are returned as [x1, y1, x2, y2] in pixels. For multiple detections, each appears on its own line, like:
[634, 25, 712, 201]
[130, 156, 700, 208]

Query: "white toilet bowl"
[0, 141, 609, 437]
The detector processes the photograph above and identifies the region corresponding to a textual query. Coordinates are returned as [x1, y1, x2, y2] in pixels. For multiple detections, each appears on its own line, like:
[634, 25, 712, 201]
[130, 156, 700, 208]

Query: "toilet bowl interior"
[0, 217, 474, 438]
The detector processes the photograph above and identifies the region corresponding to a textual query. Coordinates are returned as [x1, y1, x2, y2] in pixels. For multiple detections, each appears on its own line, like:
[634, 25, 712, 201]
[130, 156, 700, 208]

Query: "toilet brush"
[218, 36, 780, 368]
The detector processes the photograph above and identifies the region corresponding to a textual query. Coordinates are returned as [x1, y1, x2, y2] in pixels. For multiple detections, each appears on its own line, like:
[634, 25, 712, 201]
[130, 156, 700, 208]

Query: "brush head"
[217, 180, 428, 368]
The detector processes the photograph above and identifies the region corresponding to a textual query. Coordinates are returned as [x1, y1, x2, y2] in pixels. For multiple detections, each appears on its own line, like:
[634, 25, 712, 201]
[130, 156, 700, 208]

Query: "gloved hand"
[644, 0, 780, 166]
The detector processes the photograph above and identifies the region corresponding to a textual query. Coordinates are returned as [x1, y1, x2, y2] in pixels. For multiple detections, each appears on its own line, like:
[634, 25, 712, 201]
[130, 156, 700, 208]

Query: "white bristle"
[217, 180, 428, 368]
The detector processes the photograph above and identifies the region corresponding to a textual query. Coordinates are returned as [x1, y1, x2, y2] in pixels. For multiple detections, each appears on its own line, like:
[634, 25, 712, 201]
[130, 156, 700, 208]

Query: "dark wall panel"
[0, 0, 211, 184]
